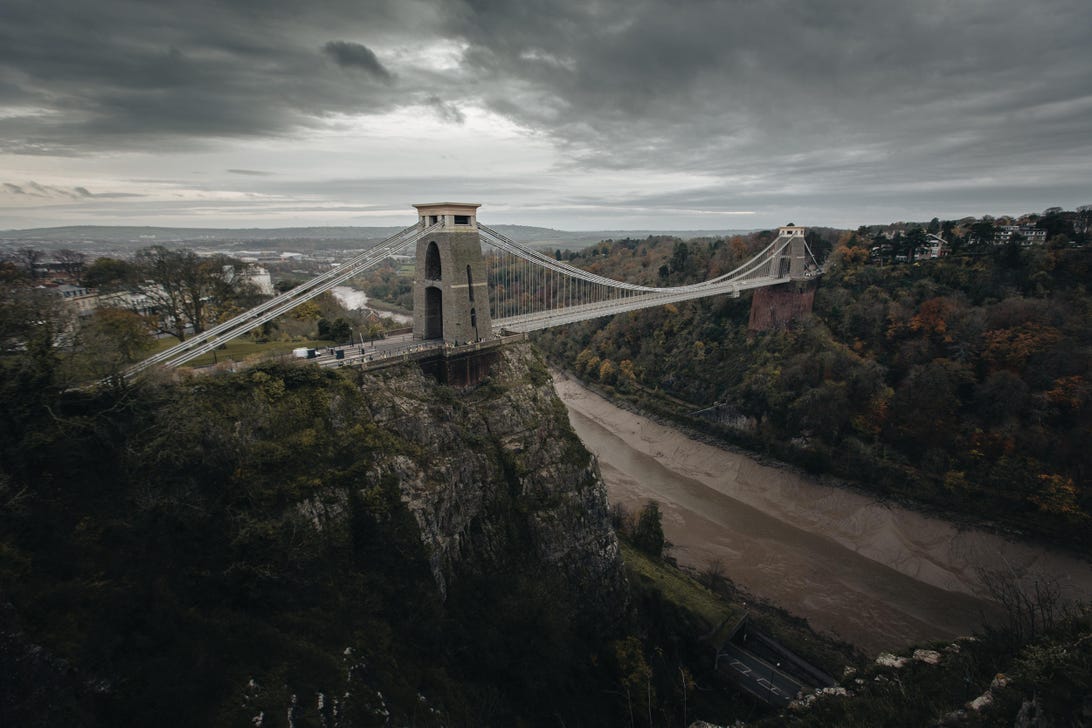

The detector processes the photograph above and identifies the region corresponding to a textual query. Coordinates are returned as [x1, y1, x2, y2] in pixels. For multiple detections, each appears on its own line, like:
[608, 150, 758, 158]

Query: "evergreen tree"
[633, 501, 666, 558]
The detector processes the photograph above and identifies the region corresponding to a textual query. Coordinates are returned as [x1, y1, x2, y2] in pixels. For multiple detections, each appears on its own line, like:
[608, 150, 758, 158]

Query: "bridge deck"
[315, 332, 527, 373]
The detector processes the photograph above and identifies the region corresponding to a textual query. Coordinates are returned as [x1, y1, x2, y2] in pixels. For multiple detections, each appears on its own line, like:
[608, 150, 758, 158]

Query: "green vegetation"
[87, 246, 266, 342]
[350, 260, 414, 311]
[18, 243, 412, 384]
[536, 232, 1092, 550]
[1, 361, 444, 725]
[631, 501, 668, 559]
[143, 335, 336, 367]
[620, 541, 741, 631]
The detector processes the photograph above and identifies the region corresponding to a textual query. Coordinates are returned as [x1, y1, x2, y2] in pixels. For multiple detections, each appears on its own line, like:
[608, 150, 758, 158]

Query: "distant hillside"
[509, 227, 759, 250]
[2, 223, 757, 250]
[0, 225, 405, 247]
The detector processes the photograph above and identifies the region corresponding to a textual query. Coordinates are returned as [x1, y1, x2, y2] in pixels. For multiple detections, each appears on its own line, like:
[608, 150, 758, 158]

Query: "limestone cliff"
[353, 343, 626, 611]
[1, 342, 628, 725]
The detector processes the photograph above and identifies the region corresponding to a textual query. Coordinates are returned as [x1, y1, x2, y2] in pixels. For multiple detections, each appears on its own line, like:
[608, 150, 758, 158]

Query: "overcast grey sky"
[2, 0, 1090, 230]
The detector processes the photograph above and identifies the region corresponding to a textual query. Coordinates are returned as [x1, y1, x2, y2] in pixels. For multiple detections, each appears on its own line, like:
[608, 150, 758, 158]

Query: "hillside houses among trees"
[855, 204, 1090, 265]
[3, 246, 275, 343]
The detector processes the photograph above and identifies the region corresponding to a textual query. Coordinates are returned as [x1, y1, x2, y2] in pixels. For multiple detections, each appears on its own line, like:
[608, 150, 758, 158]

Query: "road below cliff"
[555, 374, 1092, 655]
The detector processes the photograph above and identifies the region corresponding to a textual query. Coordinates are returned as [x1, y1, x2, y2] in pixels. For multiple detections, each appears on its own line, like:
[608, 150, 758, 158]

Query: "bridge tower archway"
[425, 241, 442, 280]
[412, 202, 493, 344]
[424, 286, 443, 339]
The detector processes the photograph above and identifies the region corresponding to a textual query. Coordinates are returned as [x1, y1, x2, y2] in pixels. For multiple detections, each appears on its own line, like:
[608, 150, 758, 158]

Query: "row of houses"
[871, 232, 948, 263]
[50, 283, 163, 319]
[993, 225, 1047, 245]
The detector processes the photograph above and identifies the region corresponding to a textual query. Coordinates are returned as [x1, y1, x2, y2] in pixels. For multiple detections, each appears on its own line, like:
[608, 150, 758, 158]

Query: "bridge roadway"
[310, 332, 526, 372]
[310, 332, 435, 368]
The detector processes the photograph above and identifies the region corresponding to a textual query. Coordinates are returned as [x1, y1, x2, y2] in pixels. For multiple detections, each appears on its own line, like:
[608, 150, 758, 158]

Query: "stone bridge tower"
[412, 202, 493, 344]
[772, 225, 809, 280]
[748, 226, 817, 331]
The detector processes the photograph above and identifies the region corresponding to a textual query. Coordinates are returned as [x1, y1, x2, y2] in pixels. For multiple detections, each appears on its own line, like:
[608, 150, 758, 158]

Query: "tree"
[0, 264, 69, 372]
[903, 227, 927, 263]
[317, 317, 352, 342]
[1037, 209, 1073, 240]
[980, 562, 1066, 646]
[969, 220, 997, 251]
[13, 247, 43, 279]
[612, 636, 654, 728]
[134, 246, 195, 341]
[632, 500, 666, 558]
[55, 249, 87, 281]
[618, 359, 637, 385]
[669, 242, 690, 276]
[68, 307, 154, 383]
[888, 359, 971, 452]
[83, 257, 140, 290]
[133, 246, 255, 341]
[598, 358, 617, 384]
[1, 267, 36, 352]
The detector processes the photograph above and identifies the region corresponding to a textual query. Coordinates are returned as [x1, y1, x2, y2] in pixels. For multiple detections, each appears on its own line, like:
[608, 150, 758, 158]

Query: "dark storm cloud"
[0, 0, 419, 151]
[250, 174, 554, 202]
[322, 41, 394, 84]
[438, 0, 1092, 211]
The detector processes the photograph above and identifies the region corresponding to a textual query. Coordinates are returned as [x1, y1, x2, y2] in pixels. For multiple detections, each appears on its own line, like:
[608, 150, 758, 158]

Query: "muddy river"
[555, 375, 1092, 655]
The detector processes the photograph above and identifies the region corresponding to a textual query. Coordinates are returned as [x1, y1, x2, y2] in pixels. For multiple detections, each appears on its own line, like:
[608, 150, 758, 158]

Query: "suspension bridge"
[128, 202, 820, 377]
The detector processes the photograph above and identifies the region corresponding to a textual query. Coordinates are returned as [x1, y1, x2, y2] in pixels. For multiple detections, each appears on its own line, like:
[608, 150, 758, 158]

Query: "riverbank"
[555, 372, 1092, 655]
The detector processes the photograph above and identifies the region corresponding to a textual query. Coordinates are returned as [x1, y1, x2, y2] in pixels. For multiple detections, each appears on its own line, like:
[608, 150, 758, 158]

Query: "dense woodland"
[537, 224, 1092, 550]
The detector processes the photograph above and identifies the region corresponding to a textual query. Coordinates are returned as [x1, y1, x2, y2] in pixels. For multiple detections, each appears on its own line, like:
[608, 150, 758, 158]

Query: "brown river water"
[554, 374, 1092, 656]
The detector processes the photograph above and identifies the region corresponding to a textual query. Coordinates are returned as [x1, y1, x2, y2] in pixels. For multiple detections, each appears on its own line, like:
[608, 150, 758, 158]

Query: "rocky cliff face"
[1, 342, 628, 726]
[351, 342, 625, 611]
[747, 280, 817, 331]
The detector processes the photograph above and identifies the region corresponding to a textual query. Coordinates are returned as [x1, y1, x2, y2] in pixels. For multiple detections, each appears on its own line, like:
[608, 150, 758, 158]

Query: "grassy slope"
[145, 336, 336, 367]
[621, 540, 742, 633]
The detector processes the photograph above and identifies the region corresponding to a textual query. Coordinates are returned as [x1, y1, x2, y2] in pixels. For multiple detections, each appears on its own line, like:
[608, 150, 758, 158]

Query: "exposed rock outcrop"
[355, 343, 626, 612]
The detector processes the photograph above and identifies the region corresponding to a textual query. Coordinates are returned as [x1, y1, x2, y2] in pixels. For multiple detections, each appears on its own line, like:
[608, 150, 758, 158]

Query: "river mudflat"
[554, 374, 1092, 655]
